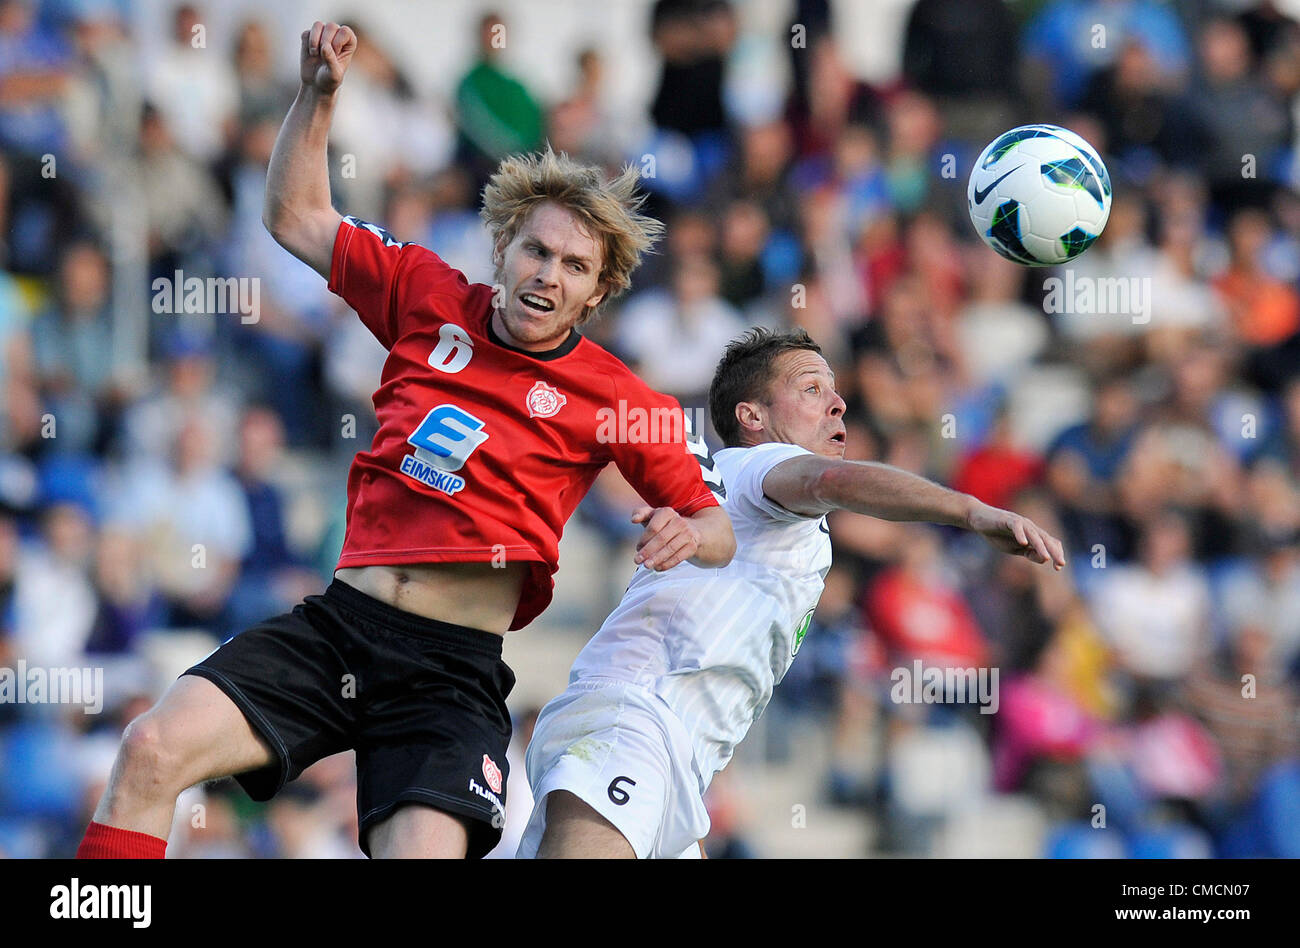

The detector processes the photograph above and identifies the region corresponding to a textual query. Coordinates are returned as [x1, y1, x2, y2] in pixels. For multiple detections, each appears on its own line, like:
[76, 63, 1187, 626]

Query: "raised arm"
[262, 21, 355, 279]
[763, 455, 1066, 569]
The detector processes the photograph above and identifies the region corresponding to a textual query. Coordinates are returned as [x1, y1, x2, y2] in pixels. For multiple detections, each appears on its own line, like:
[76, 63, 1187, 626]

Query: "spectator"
[145, 3, 237, 164]
[785, 33, 884, 164]
[548, 48, 621, 168]
[1052, 192, 1160, 346]
[454, 11, 544, 186]
[133, 103, 228, 277]
[1218, 519, 1300, 674]
[1257, 375, 1300, 480]
[1089, 508, 1211, 685]
[11, 501, 98, 668]
[1235, 0, 1300, 62]
[902, 0, 1022, 146]
[1186, 17, 1291, 214]
[952, 407, 1044, 513]
[170, 784, 252, 858]
[708, 120, 799, 236]
[232, 21, 294, 127]
[30, 241, 117, 455]
[110, 414, 252, 627]
[1021, 0, 1191, 112]
[717, 199, 770, 309]
[423, 167, 495, 283]
[953, 255, 1048, 389]
[84, 527, 164, 656]
[1185, 623, 1299, 848]
[331, 21, 453, 221]
[224, 406, 320, 634]
[120, 334, 242, 467]
[649, 0, 735, 139]
[615, 252, 746, 404]
[1045, 372, 1140, 556]
[63, 2, 141, 164]
[992, 626, 1101, 794]
[852, 274, 951, 438]
[262, 782, 358, 859]
[223, 109, 333, 446]
[864, 524, 989, 671]
[0, 0, 72, 156]
[1213, 207, 1300, 350]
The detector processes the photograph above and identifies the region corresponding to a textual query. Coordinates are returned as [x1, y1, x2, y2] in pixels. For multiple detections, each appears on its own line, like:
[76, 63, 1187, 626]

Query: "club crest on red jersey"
[526, 381, 566, 419]
[482, 754, 503, 793]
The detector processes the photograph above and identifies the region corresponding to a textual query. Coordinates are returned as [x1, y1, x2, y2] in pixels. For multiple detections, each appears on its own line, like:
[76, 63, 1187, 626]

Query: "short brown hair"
[479, 148, 665, 323]
[709, 328, 823, 447]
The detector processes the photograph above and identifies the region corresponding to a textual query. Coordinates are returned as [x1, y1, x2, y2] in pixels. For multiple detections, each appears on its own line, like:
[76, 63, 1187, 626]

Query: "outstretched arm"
[263, 21, 355, 278]
[763, 455, 1066, 569]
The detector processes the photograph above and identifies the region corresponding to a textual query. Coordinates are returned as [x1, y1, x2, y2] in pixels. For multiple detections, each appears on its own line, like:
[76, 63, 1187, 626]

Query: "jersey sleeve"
[730, 442, 819, 523]
[328, 216, 473, 349]
[606, 376, 719, 518]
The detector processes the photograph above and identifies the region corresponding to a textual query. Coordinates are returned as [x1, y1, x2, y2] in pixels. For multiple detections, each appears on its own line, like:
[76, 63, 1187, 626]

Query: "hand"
[301, 21, 356, 94]
[631, 506, 702, 571]
[967, 501, 1067, 570]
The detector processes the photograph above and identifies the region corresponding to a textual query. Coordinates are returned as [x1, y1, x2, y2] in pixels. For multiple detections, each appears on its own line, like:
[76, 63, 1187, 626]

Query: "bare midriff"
[334, 561, 530, 635]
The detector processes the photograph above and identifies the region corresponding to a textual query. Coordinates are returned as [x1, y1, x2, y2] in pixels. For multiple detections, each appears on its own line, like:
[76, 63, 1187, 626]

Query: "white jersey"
[570, 440, 832, 787]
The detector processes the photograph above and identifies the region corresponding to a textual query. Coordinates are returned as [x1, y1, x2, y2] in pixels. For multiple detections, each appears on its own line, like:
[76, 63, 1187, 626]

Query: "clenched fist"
[301, 21, 356, 94]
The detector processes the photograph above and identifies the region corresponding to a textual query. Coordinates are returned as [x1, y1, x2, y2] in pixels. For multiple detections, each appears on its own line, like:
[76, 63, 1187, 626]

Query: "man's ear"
[585, 281, 608, 310]
[735, 401, 763, 438]
[492, 234, 508, 268]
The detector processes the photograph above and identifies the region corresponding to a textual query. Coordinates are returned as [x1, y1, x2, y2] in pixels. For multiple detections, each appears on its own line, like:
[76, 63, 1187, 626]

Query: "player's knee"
[118, 714, 185, 797]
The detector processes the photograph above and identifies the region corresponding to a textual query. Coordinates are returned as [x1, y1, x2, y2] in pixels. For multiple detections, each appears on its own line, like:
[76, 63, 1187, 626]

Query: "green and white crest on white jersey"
[791, 609, 814, 657]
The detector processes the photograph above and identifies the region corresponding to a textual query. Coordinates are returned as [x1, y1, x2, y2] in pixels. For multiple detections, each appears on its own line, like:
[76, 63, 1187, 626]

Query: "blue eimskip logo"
[407, 404, 489, 473]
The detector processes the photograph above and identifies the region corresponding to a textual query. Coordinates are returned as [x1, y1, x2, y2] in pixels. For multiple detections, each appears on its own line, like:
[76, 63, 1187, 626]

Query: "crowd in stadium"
[1, 0, 1298, 858]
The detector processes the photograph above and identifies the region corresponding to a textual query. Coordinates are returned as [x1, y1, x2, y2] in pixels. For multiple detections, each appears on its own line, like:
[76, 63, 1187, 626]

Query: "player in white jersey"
[517, 328, 1067, 858]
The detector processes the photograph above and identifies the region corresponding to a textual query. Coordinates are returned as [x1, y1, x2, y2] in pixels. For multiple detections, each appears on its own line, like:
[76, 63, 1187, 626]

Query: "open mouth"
[520, 293, 556, 315]
[830, 431, 846, 445]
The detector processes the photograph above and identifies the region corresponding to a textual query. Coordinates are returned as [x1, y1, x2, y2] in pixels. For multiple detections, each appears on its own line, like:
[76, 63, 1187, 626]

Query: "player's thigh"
[521, 683, 689, 858]
[537, 790, 635, 859]
[351, 598, 515, 859]
[366, 802, 471, 858]
[125, 674, 274, 788]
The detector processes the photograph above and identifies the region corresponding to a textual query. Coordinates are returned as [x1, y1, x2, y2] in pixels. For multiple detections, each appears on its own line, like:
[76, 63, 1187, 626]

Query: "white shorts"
[517, 678, 709, 859]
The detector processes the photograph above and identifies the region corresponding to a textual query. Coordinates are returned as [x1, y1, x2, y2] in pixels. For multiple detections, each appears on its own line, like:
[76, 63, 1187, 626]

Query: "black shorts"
[182, 579, 516, 859]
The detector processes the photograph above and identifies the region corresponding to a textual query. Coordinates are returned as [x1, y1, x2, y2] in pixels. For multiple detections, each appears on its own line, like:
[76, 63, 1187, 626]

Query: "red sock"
[76, 821, 167, 859]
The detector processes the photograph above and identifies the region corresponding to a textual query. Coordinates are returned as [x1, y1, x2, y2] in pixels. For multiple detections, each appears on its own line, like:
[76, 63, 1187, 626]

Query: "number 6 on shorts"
[607, 776, 636, 806]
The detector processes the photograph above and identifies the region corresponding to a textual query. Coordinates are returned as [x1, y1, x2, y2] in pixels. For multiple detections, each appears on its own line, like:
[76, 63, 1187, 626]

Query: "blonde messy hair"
[479, 148, 665, 323]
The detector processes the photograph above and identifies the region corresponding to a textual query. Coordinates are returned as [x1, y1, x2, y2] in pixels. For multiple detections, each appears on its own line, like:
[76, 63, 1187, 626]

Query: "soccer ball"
[967, 124, 1112, 267]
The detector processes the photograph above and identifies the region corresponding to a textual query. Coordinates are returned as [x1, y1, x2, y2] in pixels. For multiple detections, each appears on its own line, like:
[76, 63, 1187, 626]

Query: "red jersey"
[328, 216, 719, 630]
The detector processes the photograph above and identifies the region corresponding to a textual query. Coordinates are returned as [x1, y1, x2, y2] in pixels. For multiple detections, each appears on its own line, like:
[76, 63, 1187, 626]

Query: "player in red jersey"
[76, 21, 734, 860]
